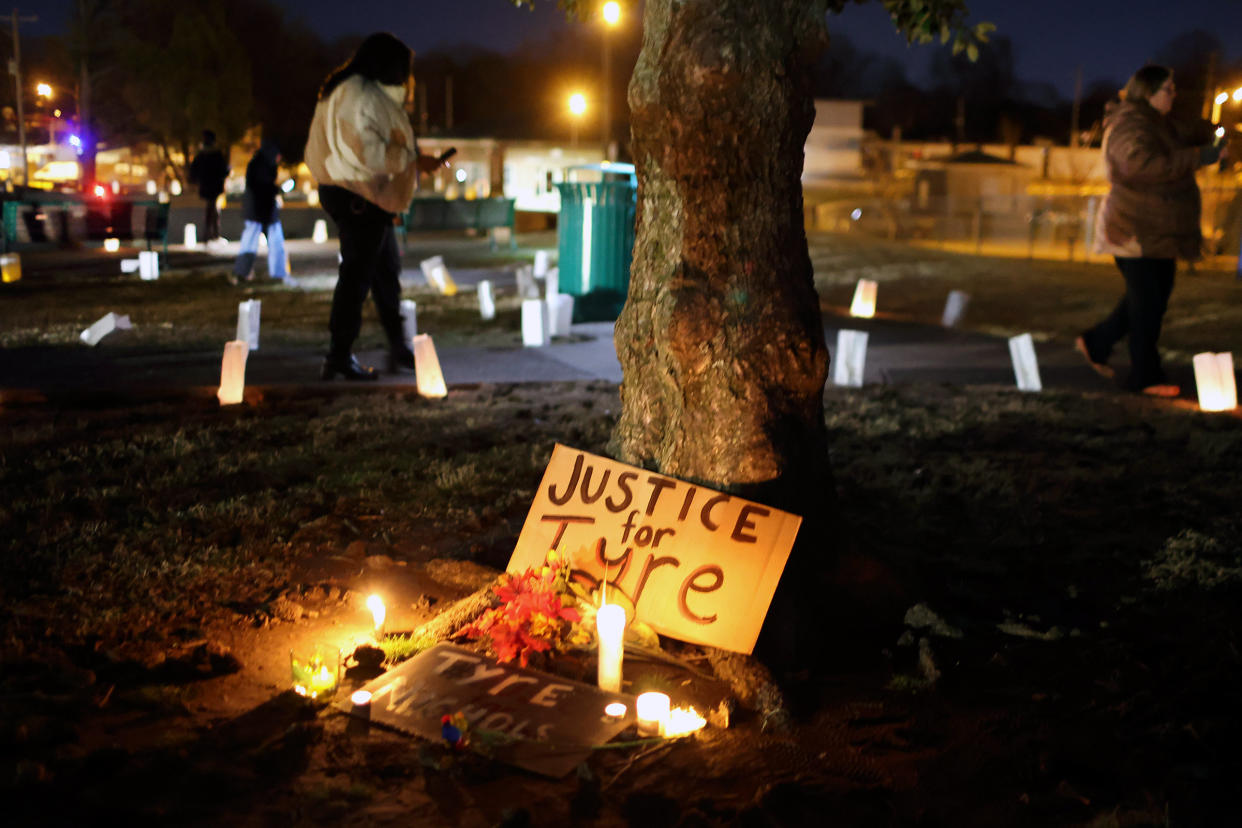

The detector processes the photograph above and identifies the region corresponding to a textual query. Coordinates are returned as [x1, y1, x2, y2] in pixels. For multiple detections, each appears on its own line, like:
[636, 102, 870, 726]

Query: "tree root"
[410, 579, 501, 644]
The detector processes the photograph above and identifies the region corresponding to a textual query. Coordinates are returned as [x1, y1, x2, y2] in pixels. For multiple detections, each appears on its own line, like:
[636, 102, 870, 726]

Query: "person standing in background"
[232, 138, 293, 285]
[303, 32, 443, 381]
[188, 130, 229, 243]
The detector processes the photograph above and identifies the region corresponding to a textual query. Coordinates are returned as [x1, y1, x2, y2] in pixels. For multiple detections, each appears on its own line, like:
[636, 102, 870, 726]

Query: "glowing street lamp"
[35, 81, 52, 99]
[601, 2, 621, 160]
[1211, 87, 1242, 124]
[568, 92, 587, 148]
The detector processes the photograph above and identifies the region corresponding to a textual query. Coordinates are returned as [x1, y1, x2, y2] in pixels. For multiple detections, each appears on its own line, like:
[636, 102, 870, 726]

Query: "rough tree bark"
[613, 0, 833, 546]
[611, 0, 836, 668]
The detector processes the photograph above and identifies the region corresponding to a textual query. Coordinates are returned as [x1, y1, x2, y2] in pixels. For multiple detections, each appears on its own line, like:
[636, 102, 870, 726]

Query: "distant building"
[802, 100, 866, 185]
[911, 148, 1036, 215]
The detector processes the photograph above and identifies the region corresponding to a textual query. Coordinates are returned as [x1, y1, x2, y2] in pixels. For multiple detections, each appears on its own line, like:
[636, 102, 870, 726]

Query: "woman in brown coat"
[1077, 64, 1226, 396]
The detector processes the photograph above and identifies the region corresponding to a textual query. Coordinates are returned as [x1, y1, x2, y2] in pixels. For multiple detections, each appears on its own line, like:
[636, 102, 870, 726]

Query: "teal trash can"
[556, 164, 636, 321]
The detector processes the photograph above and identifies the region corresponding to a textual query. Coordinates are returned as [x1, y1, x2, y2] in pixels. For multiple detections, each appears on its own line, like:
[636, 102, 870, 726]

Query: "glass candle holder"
[290, 646, 341, 700]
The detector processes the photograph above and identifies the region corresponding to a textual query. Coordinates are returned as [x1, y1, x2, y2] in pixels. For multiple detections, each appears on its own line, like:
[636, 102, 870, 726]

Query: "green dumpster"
[556, 164, 636, 321]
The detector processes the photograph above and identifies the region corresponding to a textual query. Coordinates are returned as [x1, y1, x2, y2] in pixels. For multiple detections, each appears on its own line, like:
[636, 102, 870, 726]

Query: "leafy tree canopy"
[511, 0, 993, 59]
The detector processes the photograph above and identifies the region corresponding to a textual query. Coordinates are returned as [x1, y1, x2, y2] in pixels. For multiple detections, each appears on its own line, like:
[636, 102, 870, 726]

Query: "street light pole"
[9, 8, 39, 188]
[601, 2, 620, 162]
[602, 25, 611, 159]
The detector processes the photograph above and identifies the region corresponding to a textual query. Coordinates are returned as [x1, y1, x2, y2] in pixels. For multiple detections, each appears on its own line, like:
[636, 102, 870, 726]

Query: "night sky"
[28, 0, 1242, 100]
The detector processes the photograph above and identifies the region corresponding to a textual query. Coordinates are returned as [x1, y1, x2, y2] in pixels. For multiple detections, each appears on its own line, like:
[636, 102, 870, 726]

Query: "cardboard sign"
[509, 445, 801, 654]
[348, 643, 634, 777]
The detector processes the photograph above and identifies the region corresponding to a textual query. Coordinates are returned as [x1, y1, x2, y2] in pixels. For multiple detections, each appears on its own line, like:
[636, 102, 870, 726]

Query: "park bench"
[401, 196, 516, 250]
[1, 194, 169, 254]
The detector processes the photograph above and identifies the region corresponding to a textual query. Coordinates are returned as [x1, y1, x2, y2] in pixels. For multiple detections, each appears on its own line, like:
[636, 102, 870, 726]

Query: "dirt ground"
[4, 375, 1241, 827]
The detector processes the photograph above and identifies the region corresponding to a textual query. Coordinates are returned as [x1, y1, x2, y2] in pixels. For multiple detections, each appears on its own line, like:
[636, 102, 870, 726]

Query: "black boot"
[388, 346, 416, 373]
[321, 354, 379, 381]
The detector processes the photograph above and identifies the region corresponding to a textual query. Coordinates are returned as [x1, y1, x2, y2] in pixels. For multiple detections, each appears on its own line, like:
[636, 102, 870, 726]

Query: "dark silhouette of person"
[231, 139, 292, 284]
[188, 129, 229, 242]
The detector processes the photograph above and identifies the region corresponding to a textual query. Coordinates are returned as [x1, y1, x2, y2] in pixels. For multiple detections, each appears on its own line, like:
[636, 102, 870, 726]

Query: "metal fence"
[807, 186, 1242, 264]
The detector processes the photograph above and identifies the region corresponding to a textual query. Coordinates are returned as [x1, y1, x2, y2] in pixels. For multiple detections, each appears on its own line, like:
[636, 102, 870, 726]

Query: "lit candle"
[665, 706, 707, 738]
[103, 237, 120, 252]
[350, 690, 373, 708]
[367, 594, 386, 639]
[291, 649, 339, 699]
[1193, 352, 1237, 412]
[636, 691, 670, 737]
[596, 603, 626, 693]
[217, 341, 248, 406]
[604, 702, 627, 718]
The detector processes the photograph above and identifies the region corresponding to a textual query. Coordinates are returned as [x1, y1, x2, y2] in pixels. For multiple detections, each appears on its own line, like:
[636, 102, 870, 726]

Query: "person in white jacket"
[305, 32, 442, 381]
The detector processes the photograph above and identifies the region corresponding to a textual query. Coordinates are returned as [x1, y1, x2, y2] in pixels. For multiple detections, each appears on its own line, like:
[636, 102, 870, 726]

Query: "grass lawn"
[809, 231, 1242, 363]
[2, 232, 1241, 826]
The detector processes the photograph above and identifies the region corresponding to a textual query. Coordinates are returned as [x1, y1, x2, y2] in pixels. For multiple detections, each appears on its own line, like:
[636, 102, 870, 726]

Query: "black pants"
[204, 199, 221, 241]
[1081, 256, 1176, 390]
[318, 185, 406, 360]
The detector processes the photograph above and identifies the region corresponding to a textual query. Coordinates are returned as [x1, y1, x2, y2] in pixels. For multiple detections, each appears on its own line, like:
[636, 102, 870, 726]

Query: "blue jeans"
[233, 220, 288, 280]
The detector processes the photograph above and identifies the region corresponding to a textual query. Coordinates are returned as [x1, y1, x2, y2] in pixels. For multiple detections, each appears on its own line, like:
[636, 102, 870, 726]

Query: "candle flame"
[1217, 126, 1227, 138]
[366, 594, 386, 630]
[664, 706, 707, 738]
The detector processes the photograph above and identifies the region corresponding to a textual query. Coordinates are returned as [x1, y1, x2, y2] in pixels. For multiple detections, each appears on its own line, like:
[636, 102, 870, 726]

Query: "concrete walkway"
[0, 240, 1190, 400]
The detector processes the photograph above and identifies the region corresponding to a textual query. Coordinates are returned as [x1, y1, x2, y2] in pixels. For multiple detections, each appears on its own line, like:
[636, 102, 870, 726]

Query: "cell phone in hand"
[437, 148, 457, 164]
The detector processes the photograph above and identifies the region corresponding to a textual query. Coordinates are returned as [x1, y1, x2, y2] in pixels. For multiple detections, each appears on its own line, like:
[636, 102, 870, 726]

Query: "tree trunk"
[612, 0, 835, 668]
[613, 0, 832, 521]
